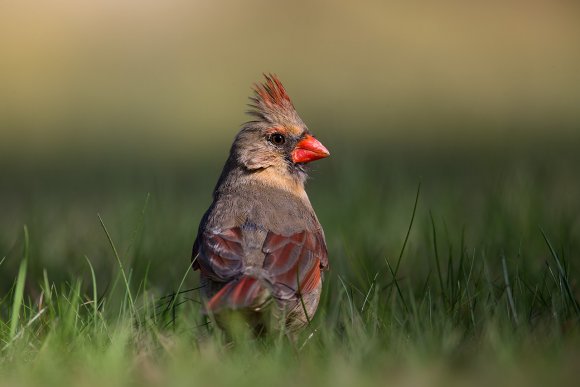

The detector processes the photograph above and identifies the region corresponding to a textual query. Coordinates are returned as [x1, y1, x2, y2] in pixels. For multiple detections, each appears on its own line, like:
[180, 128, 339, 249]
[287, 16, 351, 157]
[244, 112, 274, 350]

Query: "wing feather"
[193, 225, 328, 309]
[194, 227, 244, 282]
[262, 230, 327, 300]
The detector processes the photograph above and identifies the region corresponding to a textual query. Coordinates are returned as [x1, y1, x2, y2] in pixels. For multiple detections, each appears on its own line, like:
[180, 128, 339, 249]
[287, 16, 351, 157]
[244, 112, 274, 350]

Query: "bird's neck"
[250, 166, 307, 198]
[215, 163, 309, 203]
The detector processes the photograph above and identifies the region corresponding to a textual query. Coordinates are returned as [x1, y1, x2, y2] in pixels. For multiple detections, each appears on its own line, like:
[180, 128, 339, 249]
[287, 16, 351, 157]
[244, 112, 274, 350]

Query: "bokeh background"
[1, 0, 579, 293]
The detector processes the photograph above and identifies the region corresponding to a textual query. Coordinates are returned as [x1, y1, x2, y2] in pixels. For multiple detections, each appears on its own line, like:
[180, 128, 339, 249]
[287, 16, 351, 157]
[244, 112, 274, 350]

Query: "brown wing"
[193, 227, 244, 282]
[262, 230, 328, 301]
[193, 225, 328, 310]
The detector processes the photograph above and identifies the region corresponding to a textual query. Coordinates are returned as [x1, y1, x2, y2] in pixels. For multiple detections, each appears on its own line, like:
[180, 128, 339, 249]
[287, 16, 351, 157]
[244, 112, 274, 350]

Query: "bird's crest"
[247, 74, 297, 122]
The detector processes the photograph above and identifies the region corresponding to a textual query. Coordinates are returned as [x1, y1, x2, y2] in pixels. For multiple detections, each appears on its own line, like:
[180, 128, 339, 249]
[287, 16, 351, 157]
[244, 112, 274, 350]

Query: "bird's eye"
[269, 133, 286, 146]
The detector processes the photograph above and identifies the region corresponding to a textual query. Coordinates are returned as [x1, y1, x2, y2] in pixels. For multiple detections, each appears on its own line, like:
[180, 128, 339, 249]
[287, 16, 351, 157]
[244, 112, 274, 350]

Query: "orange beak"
[291, 134, 330, 164]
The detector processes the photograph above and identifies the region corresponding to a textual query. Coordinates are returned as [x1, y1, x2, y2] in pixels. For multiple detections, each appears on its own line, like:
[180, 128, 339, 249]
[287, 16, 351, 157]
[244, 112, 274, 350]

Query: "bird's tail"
[204, 275, 271, 314]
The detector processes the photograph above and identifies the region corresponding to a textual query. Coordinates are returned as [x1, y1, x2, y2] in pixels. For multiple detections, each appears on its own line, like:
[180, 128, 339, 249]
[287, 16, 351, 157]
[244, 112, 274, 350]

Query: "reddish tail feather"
[205, 276, 269, 313]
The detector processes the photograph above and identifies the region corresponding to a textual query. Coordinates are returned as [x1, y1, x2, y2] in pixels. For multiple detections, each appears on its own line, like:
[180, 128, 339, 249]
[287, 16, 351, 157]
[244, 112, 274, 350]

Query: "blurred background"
[1, 0, 579, 293]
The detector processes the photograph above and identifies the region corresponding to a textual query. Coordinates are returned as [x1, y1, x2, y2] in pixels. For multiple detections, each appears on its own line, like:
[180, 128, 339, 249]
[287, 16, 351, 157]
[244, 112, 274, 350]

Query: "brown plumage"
[191, 74, 330, 332]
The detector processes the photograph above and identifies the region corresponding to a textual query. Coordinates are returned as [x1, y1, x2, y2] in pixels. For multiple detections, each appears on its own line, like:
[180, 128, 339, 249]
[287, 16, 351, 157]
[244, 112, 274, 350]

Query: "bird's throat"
[248, 166, 308, 200]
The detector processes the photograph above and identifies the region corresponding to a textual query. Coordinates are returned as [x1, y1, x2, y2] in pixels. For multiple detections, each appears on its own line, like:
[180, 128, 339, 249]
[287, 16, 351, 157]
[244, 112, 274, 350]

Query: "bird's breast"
[206, 186, 320, 271]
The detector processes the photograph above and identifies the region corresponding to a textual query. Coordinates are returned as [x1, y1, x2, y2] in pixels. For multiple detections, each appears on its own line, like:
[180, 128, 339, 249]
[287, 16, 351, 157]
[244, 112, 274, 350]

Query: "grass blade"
[394, 182, 421, 275]
[165, 263, 194, 325]
[98, 213, 138, 322]
[85, 255, 99, 331]
[430, 211, 446, 305]
[387, 182, 420, 301]
[9, 226, 29, 340]
[385, 257, 409, 313]
[539, 227, 580, 316]
[502, 255, 519, 325]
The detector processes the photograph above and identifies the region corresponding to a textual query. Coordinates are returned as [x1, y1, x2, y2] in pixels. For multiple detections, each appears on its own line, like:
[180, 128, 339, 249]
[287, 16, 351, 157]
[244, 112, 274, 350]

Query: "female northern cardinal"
[192, 75, 330, 332]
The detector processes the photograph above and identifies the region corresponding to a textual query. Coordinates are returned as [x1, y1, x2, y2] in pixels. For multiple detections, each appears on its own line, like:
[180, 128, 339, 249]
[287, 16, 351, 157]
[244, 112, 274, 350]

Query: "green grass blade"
[9, 226, 29, 340]
[394, 181, 421, 275]
[430, 211, 446, 305]
[98, 213, 138, 322]
[337, 275, 355, 328]
[85, 255, 99, 330]
[387, 182, 420, 302]
[502, 255, 519, 325]
[385, 256, 409, 313]
[539, 227, 580, 316]
[166, 263, 194, 322]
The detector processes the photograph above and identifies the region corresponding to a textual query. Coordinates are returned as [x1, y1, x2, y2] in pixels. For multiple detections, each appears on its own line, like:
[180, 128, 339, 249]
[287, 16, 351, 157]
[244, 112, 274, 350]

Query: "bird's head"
[230, 75, 329, 183]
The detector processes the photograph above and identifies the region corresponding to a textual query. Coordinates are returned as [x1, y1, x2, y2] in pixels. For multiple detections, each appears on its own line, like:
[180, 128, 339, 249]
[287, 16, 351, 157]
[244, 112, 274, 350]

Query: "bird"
[191, 74, 330, 333]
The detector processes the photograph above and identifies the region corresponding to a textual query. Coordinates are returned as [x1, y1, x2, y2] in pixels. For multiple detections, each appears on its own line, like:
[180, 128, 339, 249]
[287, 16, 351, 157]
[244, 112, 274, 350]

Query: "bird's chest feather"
[209, 185, 316, 232]
[206, 185, 318, 269]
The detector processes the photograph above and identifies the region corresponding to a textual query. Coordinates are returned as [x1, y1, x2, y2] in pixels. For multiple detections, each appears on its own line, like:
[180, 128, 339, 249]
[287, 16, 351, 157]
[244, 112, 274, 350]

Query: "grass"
[0, 147, 579, 386]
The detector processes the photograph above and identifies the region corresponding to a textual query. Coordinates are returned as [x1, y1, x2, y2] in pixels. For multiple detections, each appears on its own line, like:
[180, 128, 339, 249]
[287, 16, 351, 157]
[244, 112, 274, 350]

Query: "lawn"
[1, 142, 579, 387]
